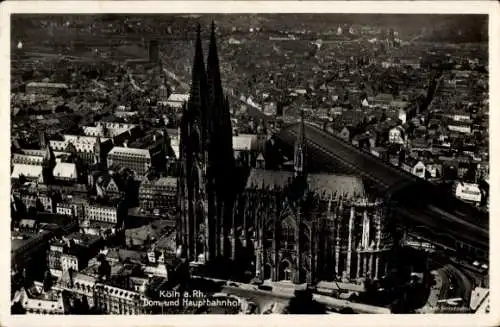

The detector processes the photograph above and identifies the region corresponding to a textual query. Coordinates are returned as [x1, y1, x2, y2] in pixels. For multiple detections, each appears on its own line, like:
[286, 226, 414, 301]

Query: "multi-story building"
[61, 253, 81, 271]
[56, 202, 76, 216]
[49, 232, 103, 277]
[11, 164, 44, 182]
[25, 81, 68, 95]
[11, 153, 44, 165]
[83, 122, 139, 147]
[12, 188, 58, 213]
[94, 283, 145, 315]
[52, 162, 78, 182]
[107, 147, 153, 176]
[11, 230, 54, 275]
[58, 270, 97, 308]
[66, 196, 89, 220]
[85, 204, 120, 225]
[166, 93, 190, 109]
[233, 133, 259, 167]
[50, 135, 112, 165]
[13, 288, 68, 315]
[47, 241, 65, 274]
[138, 177, 177, 211]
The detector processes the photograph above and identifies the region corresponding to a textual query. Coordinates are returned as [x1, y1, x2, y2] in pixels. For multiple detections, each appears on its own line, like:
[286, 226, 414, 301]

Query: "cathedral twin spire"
[184, 21, 234, 186]
[178, 21, 235, 261]
[188, 23, 209, 146]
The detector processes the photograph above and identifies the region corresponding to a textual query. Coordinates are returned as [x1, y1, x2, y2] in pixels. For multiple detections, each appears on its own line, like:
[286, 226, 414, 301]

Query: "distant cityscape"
[10, 14, 489, 315]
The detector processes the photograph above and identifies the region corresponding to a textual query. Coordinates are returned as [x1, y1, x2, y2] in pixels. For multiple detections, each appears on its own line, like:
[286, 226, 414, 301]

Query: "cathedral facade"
[177, 23, 394, 285]
[232, 117, 394, 284]
[177, 23, 235, 263]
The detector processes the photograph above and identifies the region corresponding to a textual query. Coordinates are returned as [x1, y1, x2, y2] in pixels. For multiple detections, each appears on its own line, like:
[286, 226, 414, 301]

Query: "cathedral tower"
[178, 22, 236, 263]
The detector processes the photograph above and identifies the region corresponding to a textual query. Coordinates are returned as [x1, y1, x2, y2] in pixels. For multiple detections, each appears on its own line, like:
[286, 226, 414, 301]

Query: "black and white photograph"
[2, 1, 498, 325]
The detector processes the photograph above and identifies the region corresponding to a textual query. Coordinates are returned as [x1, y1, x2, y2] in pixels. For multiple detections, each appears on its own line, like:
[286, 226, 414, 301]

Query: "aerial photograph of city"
[9, 11, 490, 316]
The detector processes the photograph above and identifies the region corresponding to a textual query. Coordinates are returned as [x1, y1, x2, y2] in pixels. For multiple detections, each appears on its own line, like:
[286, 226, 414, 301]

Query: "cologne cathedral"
[177, 23, 395, 285]
[177, 23, 235, 263]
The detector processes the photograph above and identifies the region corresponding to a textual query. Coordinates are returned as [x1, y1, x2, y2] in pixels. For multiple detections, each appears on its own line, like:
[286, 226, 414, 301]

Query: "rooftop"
[64, 232, 102, 247]
[108, 146, 151, 158]
[20, 149, 68, 158]
[27, 81, 68, 89]
[11, 164, 43, 179]
[245, 168, 365, 200]
[233, 134, 258, 151]
[140, 176, 177, 188]
[53, 162, 77, 180]
[167, 93, 189, 103]
[125, 220, 173, 242]
[12, 153, 44, 164]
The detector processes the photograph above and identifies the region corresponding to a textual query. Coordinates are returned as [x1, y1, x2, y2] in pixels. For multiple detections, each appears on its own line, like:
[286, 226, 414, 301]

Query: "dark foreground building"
[177, 22, 235, 263]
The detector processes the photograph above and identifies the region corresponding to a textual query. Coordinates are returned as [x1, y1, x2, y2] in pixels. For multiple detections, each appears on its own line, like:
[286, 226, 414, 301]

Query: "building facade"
[138, 177, 177, 211]
[49, 135, 112, 166]
[94, 283, 144, 315]
[107, 147, 152, 175]
[48, 242, 64, 272]
[235, 116, 393, 284]
[61, 253, 80, 272]
[85, 204, 119, 224]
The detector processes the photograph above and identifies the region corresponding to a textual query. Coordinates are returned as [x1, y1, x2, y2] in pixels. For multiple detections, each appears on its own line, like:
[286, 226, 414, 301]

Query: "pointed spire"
[207, 20, 224, 114]
[188, 23, 208, 124]
[39, 131, 47, 148]
[187, 23, 209, 153]
[43, 144, 54, 163]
